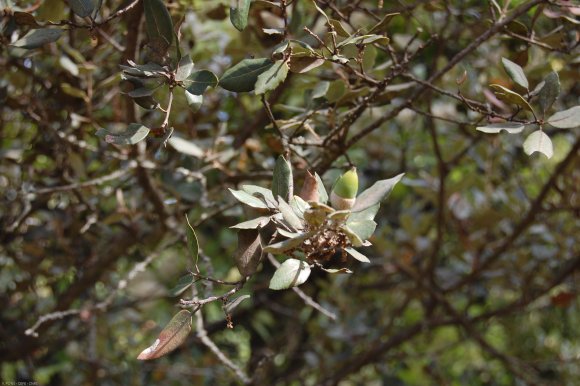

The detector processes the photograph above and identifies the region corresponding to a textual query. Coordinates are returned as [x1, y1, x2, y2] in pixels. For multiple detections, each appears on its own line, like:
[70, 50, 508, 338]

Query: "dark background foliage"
[1, 0, 579, 384]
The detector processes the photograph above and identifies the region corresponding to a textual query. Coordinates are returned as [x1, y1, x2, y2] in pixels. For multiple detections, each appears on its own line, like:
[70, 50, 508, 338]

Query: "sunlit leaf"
[269, 258, 311, 290]
[255, 60, 289, 95]
[476, 122, 525, 134]
[231, 216, 271, 230]
[184, 90, 203, 112]
[137, 310, 192, 360]
[547, 106, 580, 129]
[229, 189, 269, 209]
[501, 57, 529, 89]
[351, 173, 404, 212]
[489, 84, 533, 112]
[315, 173, 329, 204]
[523, 130, 553, 159]
[345, 220, 377, 241]
[176, 55, 194, 82]
[167, 136, 204, 158]
[345, 247, 370, 263]
[288, 56, 325, 74]
[277, 197, 303, 230]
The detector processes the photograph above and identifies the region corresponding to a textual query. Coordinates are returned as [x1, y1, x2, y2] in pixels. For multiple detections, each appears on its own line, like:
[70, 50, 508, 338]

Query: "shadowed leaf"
[234, 229, 263, 276]
[272, 155, 293, 201]
[12, 29, 63, 49]
[137, 310, 192, 360]
[230, 0, 251, 31]
[220, 58, 273, 92]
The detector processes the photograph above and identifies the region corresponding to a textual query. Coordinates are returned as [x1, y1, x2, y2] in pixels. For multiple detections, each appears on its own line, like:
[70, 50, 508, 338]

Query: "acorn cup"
[330, 167, 358, 210]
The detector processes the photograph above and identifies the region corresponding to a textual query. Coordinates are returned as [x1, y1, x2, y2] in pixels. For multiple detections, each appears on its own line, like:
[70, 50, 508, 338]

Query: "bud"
[330, 167, 358, 210]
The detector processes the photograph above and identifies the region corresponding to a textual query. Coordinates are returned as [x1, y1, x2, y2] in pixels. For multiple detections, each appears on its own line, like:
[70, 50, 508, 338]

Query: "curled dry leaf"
[299, 170, 320, 202]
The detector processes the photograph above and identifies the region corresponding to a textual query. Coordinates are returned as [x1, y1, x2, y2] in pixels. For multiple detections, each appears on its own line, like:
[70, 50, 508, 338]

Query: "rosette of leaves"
[230, 156, 404, 290]
[98, 0, 218, 145]
[477, 58, 580, 159]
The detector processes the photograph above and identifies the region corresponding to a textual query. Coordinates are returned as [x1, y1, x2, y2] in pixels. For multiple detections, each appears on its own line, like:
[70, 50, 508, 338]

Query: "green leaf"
[326, 80, 346, 103]
[224, 295, 251, 313]
[501, 57, 529, 89]
[137, 310, 192, 360]
[337, 34, 389, 48]
[127, 87, 155, 98]
[288, 197, 307, 220]
[272, 155, 293, 201]
[231, 216, 271, 230]
[12, 28, 63, 49]
[547, 106, 580, 129]
[476, 123, 525, 134]
[167, 136, 204, 158]
[230, 0, 251, 31]
[242, 185, 276, 207]
[269, 258, 311, 290]
[169, 274, 195, 296]
[523, 130, 553, 159]
[315, 173, 328, 204]
[175, 55, 194, 82]
[349, 203, 380, 222]
[219, 58, 273, 92]
[185, 70, 218, 95]
[120, 62, 166, 77]
[69, 0, 94, 18]
[368, 13, 400, 34]
[263, 233, 309, 254]
[277, 197, 303, 230]
[351, 173, 404, 212]
[101, 123, 150, 145]
[185, 215, 199, 265]
[143, 0, 174, 54]
[538, 72, 560, 116]
[328, 19, 350, 37]
[229, 189, 268, 209]
[255, 60, 289, 95]
[320, 267, 353, 274]
[184, 90, 203, 112]
[234, 229, 263, 276]
[345, 220, 377, 241]
[134, 95, 159, 110]
[489, 84, 534, 112]
[345, 247, 370, 263]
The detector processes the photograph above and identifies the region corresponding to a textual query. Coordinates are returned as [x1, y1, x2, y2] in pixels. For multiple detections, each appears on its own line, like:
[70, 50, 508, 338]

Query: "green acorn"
[330, 167, 358, 210]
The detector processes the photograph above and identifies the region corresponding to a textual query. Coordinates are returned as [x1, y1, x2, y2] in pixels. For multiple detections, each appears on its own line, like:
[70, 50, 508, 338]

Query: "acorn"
[330, 167, 358, 210]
